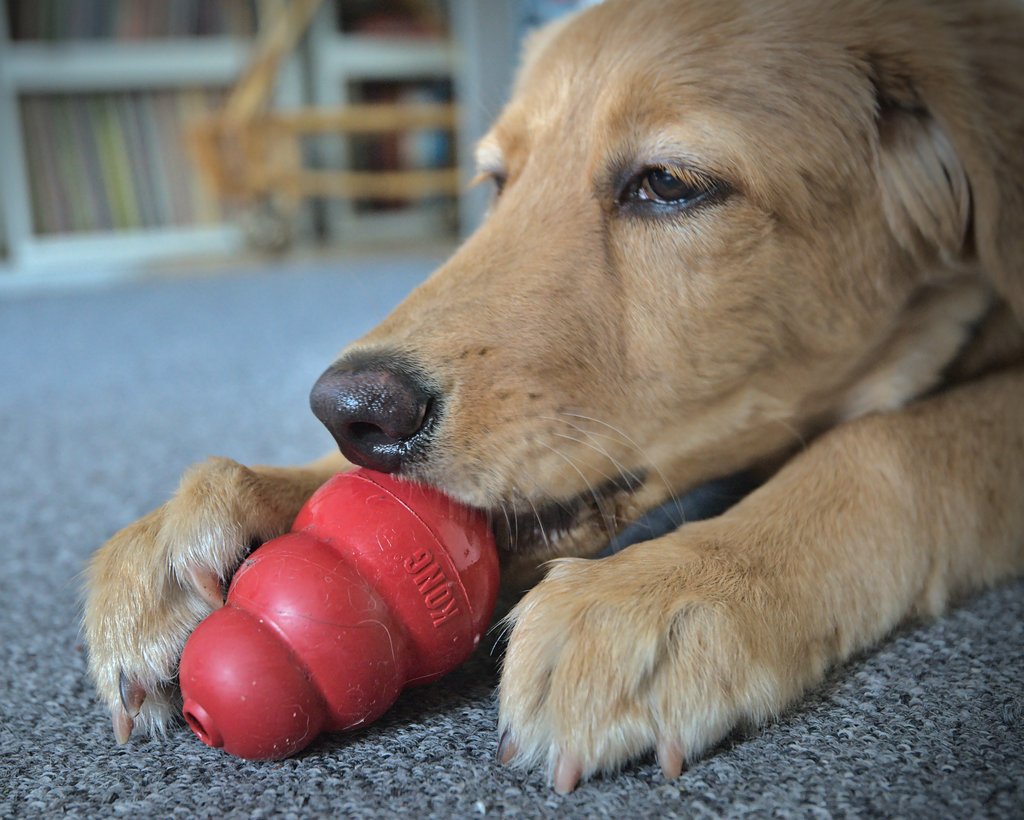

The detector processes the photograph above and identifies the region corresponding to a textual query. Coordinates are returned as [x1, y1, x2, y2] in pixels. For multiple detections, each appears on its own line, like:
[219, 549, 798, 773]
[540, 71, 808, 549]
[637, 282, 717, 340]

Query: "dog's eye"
[640, 169, 697, 202]
[492, 174, 507, 195]
[623, 166, 720, 209]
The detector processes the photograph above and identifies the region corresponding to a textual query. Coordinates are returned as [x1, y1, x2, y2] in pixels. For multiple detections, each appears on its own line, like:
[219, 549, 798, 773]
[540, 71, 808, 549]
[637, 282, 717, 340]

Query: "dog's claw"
[497, 730, 518, 765]
[118, 670, 146, 718]
[657, 737, 684, 780]
[112, 704, 134, 744]
[553, 752, 582, 794]
[187, 565, 225, 610]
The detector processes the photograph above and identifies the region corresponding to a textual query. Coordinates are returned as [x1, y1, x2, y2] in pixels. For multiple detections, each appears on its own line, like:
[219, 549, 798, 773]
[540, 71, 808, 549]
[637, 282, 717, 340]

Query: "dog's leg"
[498, 367, 1024, 792]
[83, 451, 347, 742]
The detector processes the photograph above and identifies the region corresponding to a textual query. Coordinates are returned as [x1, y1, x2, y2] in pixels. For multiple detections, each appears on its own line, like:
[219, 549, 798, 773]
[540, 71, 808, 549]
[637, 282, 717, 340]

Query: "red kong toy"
[179, 468, 499, 760]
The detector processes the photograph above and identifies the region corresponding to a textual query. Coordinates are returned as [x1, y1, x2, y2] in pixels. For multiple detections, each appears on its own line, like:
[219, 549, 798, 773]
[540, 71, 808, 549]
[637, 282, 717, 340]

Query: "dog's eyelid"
[641, 158, 717, 185]
[610, 153, 724, 191]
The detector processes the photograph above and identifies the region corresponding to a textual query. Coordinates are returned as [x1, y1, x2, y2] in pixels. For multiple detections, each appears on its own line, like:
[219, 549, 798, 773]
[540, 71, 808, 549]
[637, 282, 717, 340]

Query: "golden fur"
[85, 0, 1024, 793]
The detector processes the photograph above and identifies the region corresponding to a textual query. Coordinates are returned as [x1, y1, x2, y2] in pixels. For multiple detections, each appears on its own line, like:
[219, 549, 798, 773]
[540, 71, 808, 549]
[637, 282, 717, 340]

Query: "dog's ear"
[869, 11, 1024, 317]
[872, 70, 970, 264]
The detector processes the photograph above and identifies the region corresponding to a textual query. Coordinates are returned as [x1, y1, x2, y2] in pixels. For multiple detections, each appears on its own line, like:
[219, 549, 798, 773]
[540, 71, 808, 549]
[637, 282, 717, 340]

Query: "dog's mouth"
[489, 471, 646, 555]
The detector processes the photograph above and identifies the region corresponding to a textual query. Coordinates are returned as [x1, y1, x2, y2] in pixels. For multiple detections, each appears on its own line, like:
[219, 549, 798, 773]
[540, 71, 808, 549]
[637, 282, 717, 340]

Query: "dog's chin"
[488, 472, 647, 561]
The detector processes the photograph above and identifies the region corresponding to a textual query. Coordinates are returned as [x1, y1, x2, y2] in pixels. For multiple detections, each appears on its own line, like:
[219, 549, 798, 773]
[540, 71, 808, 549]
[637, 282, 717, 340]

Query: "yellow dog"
[86, 0, 1024, 793]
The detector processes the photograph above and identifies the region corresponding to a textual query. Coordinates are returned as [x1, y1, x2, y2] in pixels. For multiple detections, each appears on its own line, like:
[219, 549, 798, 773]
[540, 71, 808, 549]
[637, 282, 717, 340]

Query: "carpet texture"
[1, 254, 1022, 818]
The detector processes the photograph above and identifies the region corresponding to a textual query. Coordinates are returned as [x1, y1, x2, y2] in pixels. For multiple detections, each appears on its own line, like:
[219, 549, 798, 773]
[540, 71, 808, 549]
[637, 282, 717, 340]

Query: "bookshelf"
[0, 1, 272, 278]
[0, 0, 486, 281]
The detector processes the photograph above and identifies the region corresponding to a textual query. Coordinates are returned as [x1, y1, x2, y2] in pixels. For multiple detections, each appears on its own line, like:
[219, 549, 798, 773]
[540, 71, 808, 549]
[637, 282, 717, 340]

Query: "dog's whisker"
[489, 450, 559, 551]
[523, 493, 552, 549]
[556, 412, 658, 473]
[547, 430, 645, 530]
[771, 417, 809, 452]
[538, 441, 619, 547]
[498, 499, 514, 548]
[547, 427, 642, 491]
[483, 425, 642, 553]
[486, 608, 516, 651]
[558, 411, 688, 527]
[548, 420, 654, 522]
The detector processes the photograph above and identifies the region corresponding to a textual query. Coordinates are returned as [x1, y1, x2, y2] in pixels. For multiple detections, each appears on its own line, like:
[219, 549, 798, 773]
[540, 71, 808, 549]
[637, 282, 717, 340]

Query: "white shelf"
[0, 2, 259, 276]
[0, 224, 244, 286]
[3, 39, 253, 91]
[6, 224, 244, 272]
[320, 35, 454, 79]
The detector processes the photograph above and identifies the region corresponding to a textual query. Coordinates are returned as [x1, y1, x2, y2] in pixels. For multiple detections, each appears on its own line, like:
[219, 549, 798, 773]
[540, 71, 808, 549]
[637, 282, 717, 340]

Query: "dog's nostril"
[345, 420, 405, 449]
[348, 421, 382, 442]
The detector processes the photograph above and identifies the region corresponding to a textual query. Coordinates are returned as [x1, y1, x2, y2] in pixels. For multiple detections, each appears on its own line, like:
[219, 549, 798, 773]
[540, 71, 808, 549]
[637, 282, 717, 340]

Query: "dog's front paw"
[497, 532, 815, 792]
[83, 457, 313, 744]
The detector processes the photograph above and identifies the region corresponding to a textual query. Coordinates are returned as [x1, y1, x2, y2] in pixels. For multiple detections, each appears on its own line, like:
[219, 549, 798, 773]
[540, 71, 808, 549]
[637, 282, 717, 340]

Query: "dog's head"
[311, 0, 1024, 565]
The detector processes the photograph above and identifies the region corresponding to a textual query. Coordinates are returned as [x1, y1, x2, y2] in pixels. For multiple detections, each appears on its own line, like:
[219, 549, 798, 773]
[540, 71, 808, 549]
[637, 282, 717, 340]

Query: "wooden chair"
[187, 0, 460, 248]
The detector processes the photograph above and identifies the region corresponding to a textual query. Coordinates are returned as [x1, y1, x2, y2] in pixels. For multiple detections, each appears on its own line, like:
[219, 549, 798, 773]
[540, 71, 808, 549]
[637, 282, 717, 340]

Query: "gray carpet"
[1, 253, 1022, 818]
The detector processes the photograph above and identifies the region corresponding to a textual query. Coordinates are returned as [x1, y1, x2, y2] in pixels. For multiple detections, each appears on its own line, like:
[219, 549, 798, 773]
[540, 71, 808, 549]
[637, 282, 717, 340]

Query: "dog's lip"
[488, 472, 645, 552]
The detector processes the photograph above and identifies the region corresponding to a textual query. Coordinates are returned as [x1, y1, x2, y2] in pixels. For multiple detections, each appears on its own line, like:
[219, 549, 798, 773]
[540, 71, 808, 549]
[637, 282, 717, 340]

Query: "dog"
[85, 0, 1024, 794]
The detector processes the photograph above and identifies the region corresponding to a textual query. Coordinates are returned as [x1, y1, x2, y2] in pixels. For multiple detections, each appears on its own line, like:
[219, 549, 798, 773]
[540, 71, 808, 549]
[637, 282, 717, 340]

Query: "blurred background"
[0, 0, 592, 286]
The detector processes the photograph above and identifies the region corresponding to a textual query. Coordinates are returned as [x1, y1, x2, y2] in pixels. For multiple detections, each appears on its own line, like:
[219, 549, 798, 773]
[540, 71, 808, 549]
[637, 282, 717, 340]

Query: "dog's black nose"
[309, 358, 437, 473]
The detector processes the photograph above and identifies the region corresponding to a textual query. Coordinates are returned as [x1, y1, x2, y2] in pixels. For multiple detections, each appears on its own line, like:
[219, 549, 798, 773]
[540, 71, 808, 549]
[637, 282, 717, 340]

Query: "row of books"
[20, 90, 227, 235]
[5, 0, 449, 42]
[6, 0, 257, 41]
